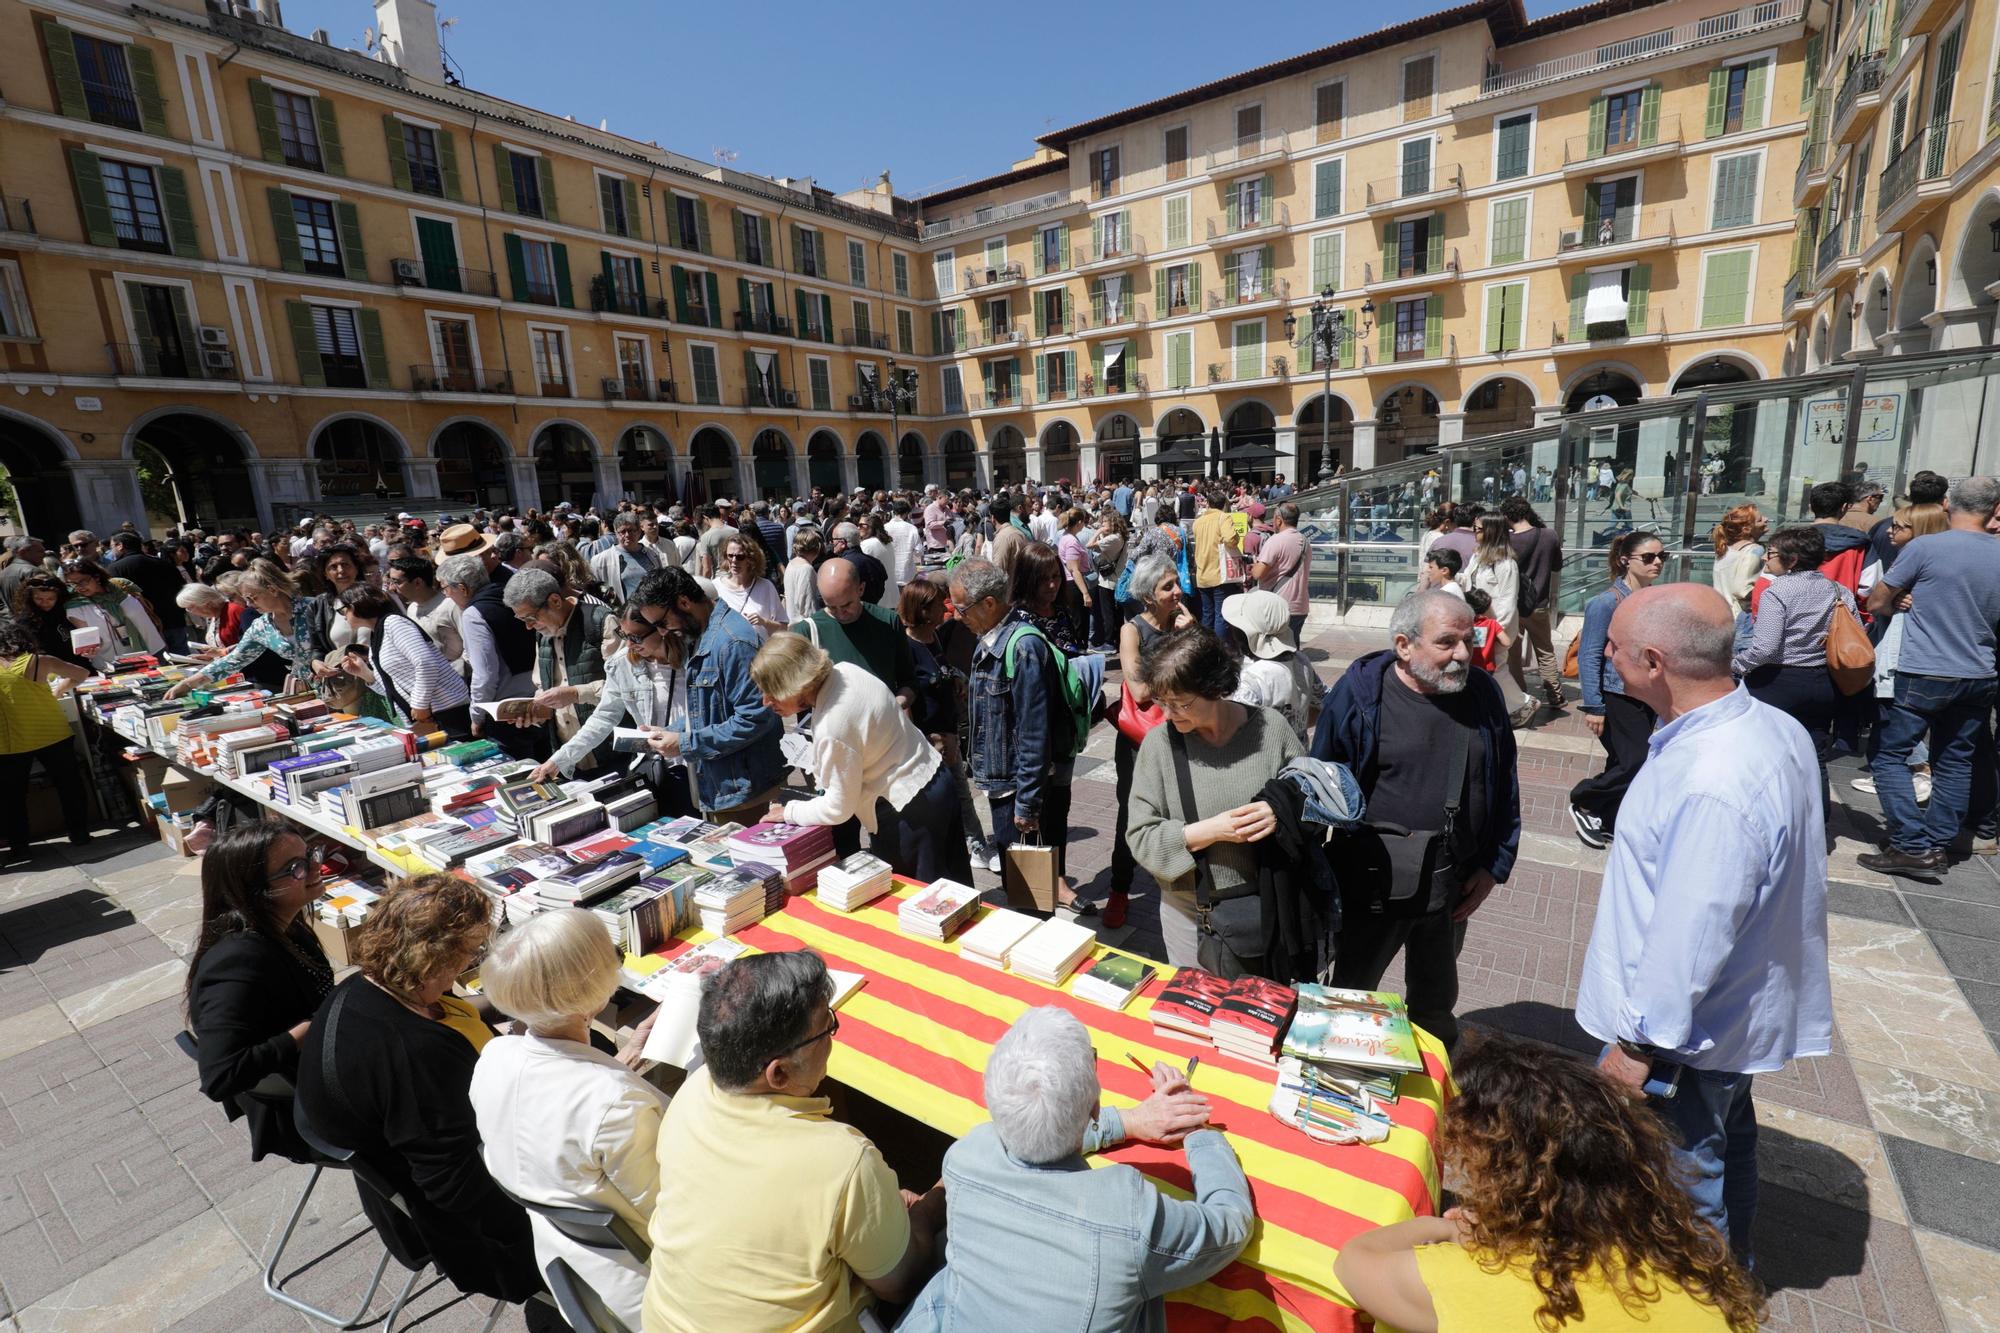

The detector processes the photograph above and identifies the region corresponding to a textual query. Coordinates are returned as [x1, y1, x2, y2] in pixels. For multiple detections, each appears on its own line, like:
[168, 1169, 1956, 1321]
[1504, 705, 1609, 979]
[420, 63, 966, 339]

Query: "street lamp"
[883, 356, 918, 484]
[1284, 288, 1374, 486]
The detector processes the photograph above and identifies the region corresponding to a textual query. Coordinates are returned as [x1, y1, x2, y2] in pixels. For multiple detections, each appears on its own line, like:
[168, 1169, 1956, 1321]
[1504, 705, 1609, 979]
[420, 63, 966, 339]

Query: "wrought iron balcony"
[389, 258, 499, 297]
[1877, 121, 1955, 227]
[1783, 269, 1806, 311]
[1364, 164, 1465, 211]
[743, 385, 799, 409]
[591, 284, 668, 319]
[733, 309, 795, 336]
[1832, 53, 1887, 142]
[1794, 136, 1829, 203]
[1556, 208, 1677, 259]
[1080, 234, 1147, 268]
[1206, 277, 1291, 310]
[410, 364, 512, 394]
[1561, 114, 1683, 169]
[604, 374, 677, 403]
[840, 328, 891, 350]
[1205, 131, 1291, 173]
[81, 77, 142, 131]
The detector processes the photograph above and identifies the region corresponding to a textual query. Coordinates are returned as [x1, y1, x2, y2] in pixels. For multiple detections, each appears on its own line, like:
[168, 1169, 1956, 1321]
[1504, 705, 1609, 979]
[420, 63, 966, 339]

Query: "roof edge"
[916, 156, 1069, 208]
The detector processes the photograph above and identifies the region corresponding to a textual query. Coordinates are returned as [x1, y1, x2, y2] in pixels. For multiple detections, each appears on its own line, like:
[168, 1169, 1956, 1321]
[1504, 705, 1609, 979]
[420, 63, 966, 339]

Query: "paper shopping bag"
[1002, 841, 1059, 913]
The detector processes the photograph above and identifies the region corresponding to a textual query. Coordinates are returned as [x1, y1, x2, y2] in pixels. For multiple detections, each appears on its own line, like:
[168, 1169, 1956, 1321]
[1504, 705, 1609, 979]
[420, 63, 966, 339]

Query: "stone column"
[506, 459, 543, 511]
[1025, 446, 1046, 484]
[242, 457, 318, 533]
[1273, 426, 1298, 482]
[1078, 442, 1099, 486]
[400, 458, 443, 503]
[839, 451, 859, 496]
[66, 460, 148, 538]
[1435, 413, 1466, 449]
[592, 456, 625, 509]
[1349, 421, 1379, 472]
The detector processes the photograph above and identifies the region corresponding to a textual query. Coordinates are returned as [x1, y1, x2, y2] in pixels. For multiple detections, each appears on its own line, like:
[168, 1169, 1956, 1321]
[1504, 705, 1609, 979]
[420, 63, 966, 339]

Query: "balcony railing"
[1477, 0, 1800, 97]
[516, 283, 564, 309]
[1204, 131, 1291, 173]
[105, 342, 225, 379]
[1079, 301, 1149, 330]
[605, 375, 677, 403]
[969, 322, 1025, 349]
[840, 327, 891, 350]
[794, 320, 833, 343]
[1364, 250, 1461, 286]
[1795, 136, 1828, 198]
[743, 386, 799, 409]
[1558, 207, 1676, 254]
[1365, 164, 1465, 208]
[1877, 121, 1956, 223]
[1204, 356, 1301, 385]
[1815, 225, 1846, 279]
[81, 77, 142, 130]
[1893, 0, 1939, 43]
[1077, 371, 1149, 399]
[1083, 234, 1148, 266]
[1832, 53, 1887, 135]
[733, 309, 795, 336]
[964, 262, 1025, 290]
[410, 364, 512, 394]
[1552, 311, 1668, 348]
[539, 377, 572, 398]
[1783, 269, 1806, 310]
[1206, 201, 1290, 241]
[389, 258, 500, 297]
[1562, 113, 1683, 166]
[591, 286, 669, 319]
[1206, 277, 1291, 310]
[920, 189, 1070, 240]
[966, 389, 1022, 411]
[0, 197, 36, 235]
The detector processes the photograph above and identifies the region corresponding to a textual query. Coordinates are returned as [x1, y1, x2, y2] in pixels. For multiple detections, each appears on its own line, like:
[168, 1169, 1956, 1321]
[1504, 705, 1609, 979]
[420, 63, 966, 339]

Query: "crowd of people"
[28, 461, 2000, 1330]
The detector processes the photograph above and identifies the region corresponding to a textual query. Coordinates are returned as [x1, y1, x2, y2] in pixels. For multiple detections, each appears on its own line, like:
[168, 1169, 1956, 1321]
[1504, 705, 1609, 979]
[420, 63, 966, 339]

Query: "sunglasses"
[267, 856, 315, 884]
[617, 625, 660, 645]
[770, 1012, 840, 1060]
[1629, 551, 1665, 564]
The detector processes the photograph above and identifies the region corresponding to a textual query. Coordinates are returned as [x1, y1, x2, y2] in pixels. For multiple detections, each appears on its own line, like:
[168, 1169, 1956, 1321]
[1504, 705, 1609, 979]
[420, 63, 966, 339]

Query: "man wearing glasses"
[644, 950, 944, 1332]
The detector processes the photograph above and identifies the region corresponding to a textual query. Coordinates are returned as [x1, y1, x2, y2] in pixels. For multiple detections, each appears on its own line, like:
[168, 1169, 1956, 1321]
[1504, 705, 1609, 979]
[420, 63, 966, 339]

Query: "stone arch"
[854, 431, 888, 493]
[1293, 392, 1355, 482]
[1459, 374, 1538, 441]
[119, 404, 259, 464]
[308, 412, 411, 501]
[687, 424, 739, 505]
[1859, 268, 1895, 352]
[988, 425, 1027, 487]
[1944, 188, 2000, 314]
[618, 425, 676, 505]
[1095, 413, 1142, 484]
[125, 408, 260, 532]
[751, 427, 796, 501]
[897, 431, 928, 490]
[424, 414, 518, 459]
[1040, 420, 1081, 486]
[807, 429, 845, 496]
[0, 407, 83, 543]
[532, 421, 599, 509]
[1375, 384, 1441, 463]
[1810, 310, 1833, 370]
[1830, 291, 1857, 362]
[1669, 350, 1767, 392]
[433, 419, 515, 510]
[1895, 233, 1940, 342]
[1557, 361, 1648, 402]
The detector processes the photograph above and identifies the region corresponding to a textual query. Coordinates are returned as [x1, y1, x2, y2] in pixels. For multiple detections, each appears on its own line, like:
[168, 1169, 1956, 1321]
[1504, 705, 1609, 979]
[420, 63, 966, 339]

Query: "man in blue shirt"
[1861, 475, 2000, 876]
[1576, 583, 1832, 1265]
[1110, 480, 1135, 520]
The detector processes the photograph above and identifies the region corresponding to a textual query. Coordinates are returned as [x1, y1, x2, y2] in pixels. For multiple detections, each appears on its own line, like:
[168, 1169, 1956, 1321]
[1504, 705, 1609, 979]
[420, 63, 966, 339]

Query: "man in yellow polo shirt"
[1190, 486, 1240, 638]
[643, 950, 944, 1332]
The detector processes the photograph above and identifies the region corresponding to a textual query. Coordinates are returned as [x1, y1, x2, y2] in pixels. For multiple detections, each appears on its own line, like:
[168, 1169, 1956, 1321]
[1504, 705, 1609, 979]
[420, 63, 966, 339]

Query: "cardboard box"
[157, 812, 195, 858]
[312, 917, 362, 968]
[159, 770, 213, 815]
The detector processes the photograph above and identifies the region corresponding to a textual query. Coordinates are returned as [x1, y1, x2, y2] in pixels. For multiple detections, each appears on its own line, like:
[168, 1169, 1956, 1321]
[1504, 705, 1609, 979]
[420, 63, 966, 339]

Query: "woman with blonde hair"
[752, 630, 970, 881]
[166, 559, 317, 696]
[1339, 1033, 1760, 1331]
[470, 909, 668, 1329]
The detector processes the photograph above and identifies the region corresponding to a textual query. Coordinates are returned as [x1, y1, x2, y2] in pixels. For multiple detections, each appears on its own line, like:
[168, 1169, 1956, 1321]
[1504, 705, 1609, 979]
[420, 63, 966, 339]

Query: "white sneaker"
[1850, 776, 1877, 795]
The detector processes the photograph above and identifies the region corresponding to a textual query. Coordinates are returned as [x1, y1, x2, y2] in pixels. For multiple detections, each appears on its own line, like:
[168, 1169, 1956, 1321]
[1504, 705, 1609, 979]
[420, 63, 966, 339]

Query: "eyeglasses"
[267, 857, 314, 884]
[1629, 552, 1665, 564]
[616, 625, 660, 645]
[1891, 522, 1914, 531]
[769, 1012, 840, 1060]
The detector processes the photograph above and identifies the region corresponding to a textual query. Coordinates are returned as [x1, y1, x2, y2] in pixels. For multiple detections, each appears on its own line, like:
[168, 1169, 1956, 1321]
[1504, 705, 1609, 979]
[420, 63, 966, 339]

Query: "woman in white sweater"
[751, 632, 972, 882]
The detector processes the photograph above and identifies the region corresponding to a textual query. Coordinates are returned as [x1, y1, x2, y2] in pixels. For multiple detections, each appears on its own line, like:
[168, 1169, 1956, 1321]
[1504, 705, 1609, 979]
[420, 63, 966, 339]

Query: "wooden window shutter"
[758, 217, 773, 264]
[1743, 61, 1768, 131]
[1583, 184, 1602, 238]
[743, 349, 760, 402]
[312, 97, 345, 175]
[1502, 283, 1525, 351]
[335, 201, 367, 281]
[1638, 86, 1661, 146]
[158, 166, 201, 259]
[1586, 98, 1608, 158]
[1315, 160, 1341, 218]
[266, 187, 303, 272]
[1225, 182, 1241, 232]
[1381, 223, 1396, 280]
[1091, 342, 1104, 385]
[491, 144, 517, 213]
[1188, 261, 1200, 305]
[1426, 216, 1444, 272]
[1058, 227, 1069, 269]
[249, 80, 284, 163]
[383, 116, 412, 191]
[1379, 315, 1393, 361]
[623, 180, 644, 240]
[791, 223, 806, 273]
[123, 281, 156, 375]
[1032, 234, 1045, 276]
[548, 243, 572, 307]
[357, 308, 390, 387]
[1627, 263, 1651, 334]
[41, 21, 88, 120]
[734, 210, 750, 262]
[1424, 299, 1441, 359]
[1339, 309, 1357, 368]
[1803, 34, 1823, 99]
[818, 293, 832, 336]
[1091, 215, 1102, 259]
[1706, 68, 1731, 137]
[535, 157, 558, 222]
[664, 197, 682, 250]
[1258, 175, 1274, 224]
[506, 234, 530, 303]
[285, 301, 325, 387]
[981, 361, 994, 400]
[1034, 353, 1046, 400]
[1486, 288, 1505, 352]
[67, 149, 116, 248]
[126, 46, 170, 136]
[1154, 266, 1167, 313]
[737, 276, 752, 316]
[1568, 271, 1588, 341]
[437, 129, 462, 200]
[692, 200, 711, 254]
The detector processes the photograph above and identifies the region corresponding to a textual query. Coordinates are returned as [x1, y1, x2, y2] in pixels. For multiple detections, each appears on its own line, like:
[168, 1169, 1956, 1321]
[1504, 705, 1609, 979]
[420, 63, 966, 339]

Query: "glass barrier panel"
[1857, 352, 2000, 496]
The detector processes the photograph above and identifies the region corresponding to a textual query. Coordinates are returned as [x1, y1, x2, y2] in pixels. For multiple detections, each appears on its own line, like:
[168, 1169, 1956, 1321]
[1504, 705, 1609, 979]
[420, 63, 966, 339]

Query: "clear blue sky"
[276, 0, 1569, 199]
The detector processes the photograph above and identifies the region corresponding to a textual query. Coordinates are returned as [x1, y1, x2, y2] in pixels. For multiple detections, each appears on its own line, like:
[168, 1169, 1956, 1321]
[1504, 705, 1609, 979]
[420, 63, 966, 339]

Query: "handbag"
[1001, 839, 1059, 913]
[1168, 726, 1265, 979]
[1114, 682, 1166, 744]
[1825, 600, 1876, 695]
[1338, 724, 1471, 920]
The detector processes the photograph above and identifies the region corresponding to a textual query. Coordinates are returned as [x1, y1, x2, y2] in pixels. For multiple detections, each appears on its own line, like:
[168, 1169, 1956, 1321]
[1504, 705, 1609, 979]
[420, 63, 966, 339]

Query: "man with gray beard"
[1310, 589, 1521, 1051]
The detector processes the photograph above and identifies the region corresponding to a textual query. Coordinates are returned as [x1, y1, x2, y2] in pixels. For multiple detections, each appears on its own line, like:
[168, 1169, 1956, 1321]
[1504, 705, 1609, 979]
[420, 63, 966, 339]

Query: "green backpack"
[1001, 623, 1097, 760]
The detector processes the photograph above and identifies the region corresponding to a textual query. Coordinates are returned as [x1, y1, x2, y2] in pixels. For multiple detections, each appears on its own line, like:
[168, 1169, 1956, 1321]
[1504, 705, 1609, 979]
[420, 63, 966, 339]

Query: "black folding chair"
[495, 1185, 648, 1333]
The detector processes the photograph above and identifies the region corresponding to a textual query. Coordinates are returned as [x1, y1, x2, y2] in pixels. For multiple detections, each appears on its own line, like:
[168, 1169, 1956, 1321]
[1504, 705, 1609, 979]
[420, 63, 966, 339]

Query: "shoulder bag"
[1337, 722, 1471, 920]
[1825, 597, 1876, 695]
[1169, 725, 1265, 979]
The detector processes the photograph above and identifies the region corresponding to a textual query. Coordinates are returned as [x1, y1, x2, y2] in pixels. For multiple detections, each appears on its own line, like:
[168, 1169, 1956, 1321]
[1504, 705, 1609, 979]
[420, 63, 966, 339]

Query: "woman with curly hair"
[1336, 1033, 1760, 1331]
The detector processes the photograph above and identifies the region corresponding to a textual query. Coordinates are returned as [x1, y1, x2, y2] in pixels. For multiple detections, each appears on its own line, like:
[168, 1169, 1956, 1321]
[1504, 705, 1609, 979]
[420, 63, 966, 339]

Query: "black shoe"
[1570, 802, 1611, 849]
[1857, 848, 1947, 879]
[1542, 683, 1568, 709]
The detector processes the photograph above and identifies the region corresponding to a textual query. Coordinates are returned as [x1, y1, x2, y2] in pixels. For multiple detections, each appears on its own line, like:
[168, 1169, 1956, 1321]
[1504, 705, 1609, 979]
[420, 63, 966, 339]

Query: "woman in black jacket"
[184, 824, 335, 1162]
[295, 873, 540, 1304]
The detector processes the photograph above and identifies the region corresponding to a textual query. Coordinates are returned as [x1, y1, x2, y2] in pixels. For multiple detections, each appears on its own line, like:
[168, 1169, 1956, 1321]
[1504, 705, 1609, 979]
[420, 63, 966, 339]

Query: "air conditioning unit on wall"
[391, 259, 425, 286]
[198, 325, 230, 347]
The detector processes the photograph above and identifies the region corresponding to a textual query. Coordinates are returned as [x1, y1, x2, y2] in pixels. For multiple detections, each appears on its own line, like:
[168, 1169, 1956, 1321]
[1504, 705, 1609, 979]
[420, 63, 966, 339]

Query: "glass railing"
[1284, 346, 2000, 617]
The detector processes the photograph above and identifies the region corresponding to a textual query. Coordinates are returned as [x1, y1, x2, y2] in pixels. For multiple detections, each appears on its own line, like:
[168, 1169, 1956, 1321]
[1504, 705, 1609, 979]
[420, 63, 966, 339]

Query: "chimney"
[373, 0, 443, 83]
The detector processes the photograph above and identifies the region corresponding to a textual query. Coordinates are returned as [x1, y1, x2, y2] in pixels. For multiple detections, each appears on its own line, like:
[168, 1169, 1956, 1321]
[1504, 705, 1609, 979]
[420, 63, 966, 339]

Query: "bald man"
[1575, 583, 1832, 1266]
[790, 559, 916, 710]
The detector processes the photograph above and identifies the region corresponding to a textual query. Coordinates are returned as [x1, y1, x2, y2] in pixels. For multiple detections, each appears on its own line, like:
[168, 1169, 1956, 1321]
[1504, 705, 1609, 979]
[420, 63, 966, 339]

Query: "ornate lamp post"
[1284, 289, 1374, 485]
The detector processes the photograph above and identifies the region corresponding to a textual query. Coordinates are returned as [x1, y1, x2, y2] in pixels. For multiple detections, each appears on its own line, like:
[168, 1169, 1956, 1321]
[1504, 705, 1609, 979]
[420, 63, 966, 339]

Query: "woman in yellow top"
[1337, 1034, 1761, 1332]
[0, 620, 94, 863]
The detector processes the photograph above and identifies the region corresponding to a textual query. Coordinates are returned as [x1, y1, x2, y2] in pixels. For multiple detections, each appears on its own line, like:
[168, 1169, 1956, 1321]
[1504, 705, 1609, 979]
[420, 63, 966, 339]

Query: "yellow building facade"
[0, 0, 1992, 539]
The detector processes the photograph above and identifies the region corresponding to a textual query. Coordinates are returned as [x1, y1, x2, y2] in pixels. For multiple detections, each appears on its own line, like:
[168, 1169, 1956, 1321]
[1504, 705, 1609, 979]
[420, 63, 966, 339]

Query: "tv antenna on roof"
[439, 16, 464, 87]
[361, 24, 377, 51]
[713, 147, 739, 166]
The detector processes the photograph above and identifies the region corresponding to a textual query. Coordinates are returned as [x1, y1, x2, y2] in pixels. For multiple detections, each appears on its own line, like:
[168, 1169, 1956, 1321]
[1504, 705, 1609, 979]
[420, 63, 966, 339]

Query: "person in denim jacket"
[634, 568, 783, 823]
[899, 1007, 1252, 1333]
[950, 558, 1080, 905]
[1566, 532, 1665, 850]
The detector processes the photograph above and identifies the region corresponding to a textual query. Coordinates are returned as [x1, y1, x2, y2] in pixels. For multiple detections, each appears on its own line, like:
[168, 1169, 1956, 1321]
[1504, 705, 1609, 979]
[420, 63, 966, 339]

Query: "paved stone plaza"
[1, 623, 1998, 1330]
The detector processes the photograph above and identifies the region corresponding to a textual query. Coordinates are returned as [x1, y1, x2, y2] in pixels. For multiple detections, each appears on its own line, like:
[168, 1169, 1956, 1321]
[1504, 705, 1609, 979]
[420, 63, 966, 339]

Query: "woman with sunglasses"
[1731, 525, 1859, 753]
[1567, 531, 1667, 850]
[712, 534, 785, 641]
[529, 600, 697, 813]
[184, 824, 335, 1163]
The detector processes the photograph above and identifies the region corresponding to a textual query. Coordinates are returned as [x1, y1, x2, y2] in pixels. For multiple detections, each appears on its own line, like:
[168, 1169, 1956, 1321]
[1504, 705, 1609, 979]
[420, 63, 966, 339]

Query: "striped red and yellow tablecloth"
[661, 880, 1449, 1333]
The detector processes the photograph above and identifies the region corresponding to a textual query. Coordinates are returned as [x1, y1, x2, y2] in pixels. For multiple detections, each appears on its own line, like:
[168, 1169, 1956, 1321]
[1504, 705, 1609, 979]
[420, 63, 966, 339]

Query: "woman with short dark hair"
[336, 584, 474, 736]
[1732, 524, 1857, 747]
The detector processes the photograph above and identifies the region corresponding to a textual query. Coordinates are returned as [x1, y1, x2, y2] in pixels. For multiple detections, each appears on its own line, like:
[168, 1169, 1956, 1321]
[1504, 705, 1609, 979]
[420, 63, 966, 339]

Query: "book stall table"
[650, 879, 1451, 1333]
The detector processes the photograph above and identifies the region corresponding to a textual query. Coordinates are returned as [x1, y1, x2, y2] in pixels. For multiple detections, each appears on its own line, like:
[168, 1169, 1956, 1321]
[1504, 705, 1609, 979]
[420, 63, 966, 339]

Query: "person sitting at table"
[1335, 1033, 1761, 1332]
[184, 824, 335, 1162]
[0, 620, 94, 861]
[333, 586, 474, 738]
[898, 1005, 1253, 1333]
[751, 630, 972, 881]
[470, 909, 669, 1330]
[295, 873, 541, 1304]
[644, 949, 944, 1332]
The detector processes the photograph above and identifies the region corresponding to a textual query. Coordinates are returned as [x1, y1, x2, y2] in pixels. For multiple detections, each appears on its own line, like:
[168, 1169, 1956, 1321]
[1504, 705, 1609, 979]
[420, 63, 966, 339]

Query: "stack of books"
[624, 865, 709, 954]
[728, 822, 835, 874]
[210, 723, 290, 778]
[1207, 977, 1299, 1067]
[1279, 986, 1426, 1075]
[535, 849, 646, 908]
[733, 861, 789, 919]
[585, 882, 664, 949]
[522, 798, 609, 847]
[1070, 954, 1159, 1011]
[602, 788, 659, 833]
[956, 908, 1040, 970]
[1008, 918, 1099, 986]
[683, 822, 746, 870]
[336, 764, 430, 830]
[814, 853, 894, 911]
[494, 780, 569, 831]
[693, 869, 766, 936]
[1151, 968, 1233, 1046]
[414, 821, 515, 869]
[897, 880, 982, 940]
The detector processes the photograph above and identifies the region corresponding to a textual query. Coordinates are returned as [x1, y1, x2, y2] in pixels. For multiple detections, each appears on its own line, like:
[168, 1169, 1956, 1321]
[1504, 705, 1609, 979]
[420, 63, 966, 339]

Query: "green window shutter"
[1166, 195, 1189, 248]
[1091, 343, 1104, 385]
[1587, 98, 1608, 157]
[1424, 300, 1442, 359]
[1639, 86, 1661, 146]
[313, 98, 345, 175]
[798, 289, 813, 336]
[123, 281, 158, 374]
[693, 201, 713, 254]
[437, 129, 462, 200]
[1032, 235, 1045, 276]
[1380, 222, 1396, 279]
[664, 197, 682, 249]
[536, 157, 559, 222]
[42, 22, 87, 120]
[1803, 34, 1823, 100]
[1057, 228, 1069, 269]
[623, 180, 644, 240]
[157, 166, 201, 259]
[1176, 332, 1194, 385]
[1627, 263, 1651, 334]
[1225, 183, 1241, 232]
[1338, 310, 1356, 369]
[68, 149, 115, 247]
[552, 242, 574, 307]
[1090, 215, 1102, 259]
[383, 116, 412, 191]
[166, 286, 197, 370]
[981, 361, 995, 400]
[733, 210, 749, 262]
[1317, 160, 1344, 218]
[708, 276, 725, 325]
[1702, 251, 1751, 327]
[743, 350, 759, 403]
[285, 301, 325, 387]
[818, 293, 833, 337]
[1310, 235, 1334, 292]
[249, 80, 283, 162]
[1188, 261, 1200, 302]
[1502, 283, 1525, 351]
[1259, 245, 1274, 293]
[1154, 265, 1167, 313]
[1485, 287, 1505, 352]
[1034, 353, 1047, 399]
[736, 276, 751, 318]
[1089, 277, 1105, 323]
[1706, 68, 1730, 137]
[506, 234, 530, 302]
[1743, 61, 1768, 131]
[931, 309, 944, 354]
[790, 224, 806, 273]
[1426, 216, 1443, 272]
[266, 187, 302, 272]
[1493, 197, 1525, 265]
[1033, 298, 1046, 338]
[356, 308, 390, 388]
[1258, 175, 1274, 224]
[126, 45, 169, 136]
[671, 265, 691, 323]
[1233, 321, 1261, 380]
[335, 201, 367, 280]
[1379, 316, 1393, 361]
[1583, 185, 1602, 238]
[492, 144, 517, 213]
[758, 217, 773, 264]
[1568, 271, 1588, 341]
[1220, 254, 1238, 299]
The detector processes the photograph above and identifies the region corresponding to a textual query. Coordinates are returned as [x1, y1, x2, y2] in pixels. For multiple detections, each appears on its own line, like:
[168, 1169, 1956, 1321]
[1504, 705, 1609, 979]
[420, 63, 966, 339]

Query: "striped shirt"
[1734, 571, 1857, 674]
[375, 614, 470, 715]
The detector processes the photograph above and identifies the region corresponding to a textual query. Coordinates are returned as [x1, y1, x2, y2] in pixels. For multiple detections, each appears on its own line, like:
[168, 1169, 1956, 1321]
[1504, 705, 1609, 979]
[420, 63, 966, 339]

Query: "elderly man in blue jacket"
[1311, 587, 1520, 1052]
